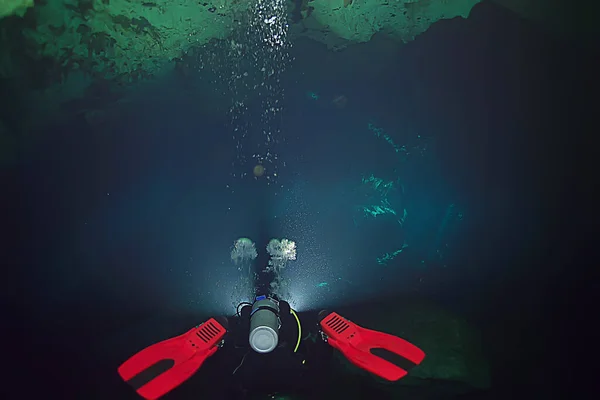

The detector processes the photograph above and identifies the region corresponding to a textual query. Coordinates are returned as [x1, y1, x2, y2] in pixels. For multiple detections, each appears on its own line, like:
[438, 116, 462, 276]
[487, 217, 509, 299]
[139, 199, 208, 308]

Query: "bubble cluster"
[265, 238, 297, 272]
[263, 238, 296, 300]
[230, 238, 259, 310]
[227, 0, 292, 187]
[231, 237, 258, 266]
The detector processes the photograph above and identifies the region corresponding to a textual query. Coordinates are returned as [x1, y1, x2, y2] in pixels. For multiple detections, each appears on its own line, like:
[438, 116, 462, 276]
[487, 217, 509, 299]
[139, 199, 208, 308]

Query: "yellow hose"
[290, 308, 302, 353]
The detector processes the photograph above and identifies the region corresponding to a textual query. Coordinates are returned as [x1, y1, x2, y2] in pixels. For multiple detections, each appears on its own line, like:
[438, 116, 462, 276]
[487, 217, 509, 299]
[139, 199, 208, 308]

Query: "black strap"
[250, 304, 280, 318]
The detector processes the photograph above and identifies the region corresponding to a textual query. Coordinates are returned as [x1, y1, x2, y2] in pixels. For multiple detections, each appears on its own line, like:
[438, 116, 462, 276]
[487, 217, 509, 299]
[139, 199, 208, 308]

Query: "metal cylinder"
[249, 298, 280, 353]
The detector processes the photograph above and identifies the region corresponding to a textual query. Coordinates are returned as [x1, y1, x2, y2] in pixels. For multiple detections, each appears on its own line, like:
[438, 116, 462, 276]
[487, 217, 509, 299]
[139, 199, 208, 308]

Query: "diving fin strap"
[117, 317, 227, 399]
[319, 311, 425, 381]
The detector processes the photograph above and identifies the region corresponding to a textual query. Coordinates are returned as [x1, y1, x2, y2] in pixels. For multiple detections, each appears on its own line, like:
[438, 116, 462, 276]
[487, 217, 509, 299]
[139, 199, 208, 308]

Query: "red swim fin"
[319, 311, 425, 381]
[117, 318, 227, 399]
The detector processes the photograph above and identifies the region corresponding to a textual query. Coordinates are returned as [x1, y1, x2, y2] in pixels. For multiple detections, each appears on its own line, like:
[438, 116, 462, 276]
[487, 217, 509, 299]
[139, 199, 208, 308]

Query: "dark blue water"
[9, 2, 594, 399]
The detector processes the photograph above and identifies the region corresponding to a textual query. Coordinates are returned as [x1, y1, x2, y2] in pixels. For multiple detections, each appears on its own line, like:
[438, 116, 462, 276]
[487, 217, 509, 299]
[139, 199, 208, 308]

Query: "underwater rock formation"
[292, 0, 480, 50]
[0, 0, 581, 135]
[0, 0, 33, 19]
[1, 0, 480, 83]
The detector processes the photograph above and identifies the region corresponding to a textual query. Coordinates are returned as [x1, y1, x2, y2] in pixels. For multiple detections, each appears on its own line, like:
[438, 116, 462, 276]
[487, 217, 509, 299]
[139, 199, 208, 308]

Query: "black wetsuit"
[222, 301, 334, 398]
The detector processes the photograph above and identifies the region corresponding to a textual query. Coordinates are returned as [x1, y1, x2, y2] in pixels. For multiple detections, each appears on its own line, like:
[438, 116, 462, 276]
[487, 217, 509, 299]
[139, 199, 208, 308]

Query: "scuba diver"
[119, 210, 423, 398]
[117, 294, 426, 399]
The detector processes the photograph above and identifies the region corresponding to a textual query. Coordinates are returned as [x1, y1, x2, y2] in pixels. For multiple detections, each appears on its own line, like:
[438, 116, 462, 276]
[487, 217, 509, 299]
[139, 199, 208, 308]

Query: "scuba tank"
[249, 295, 281, 353]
